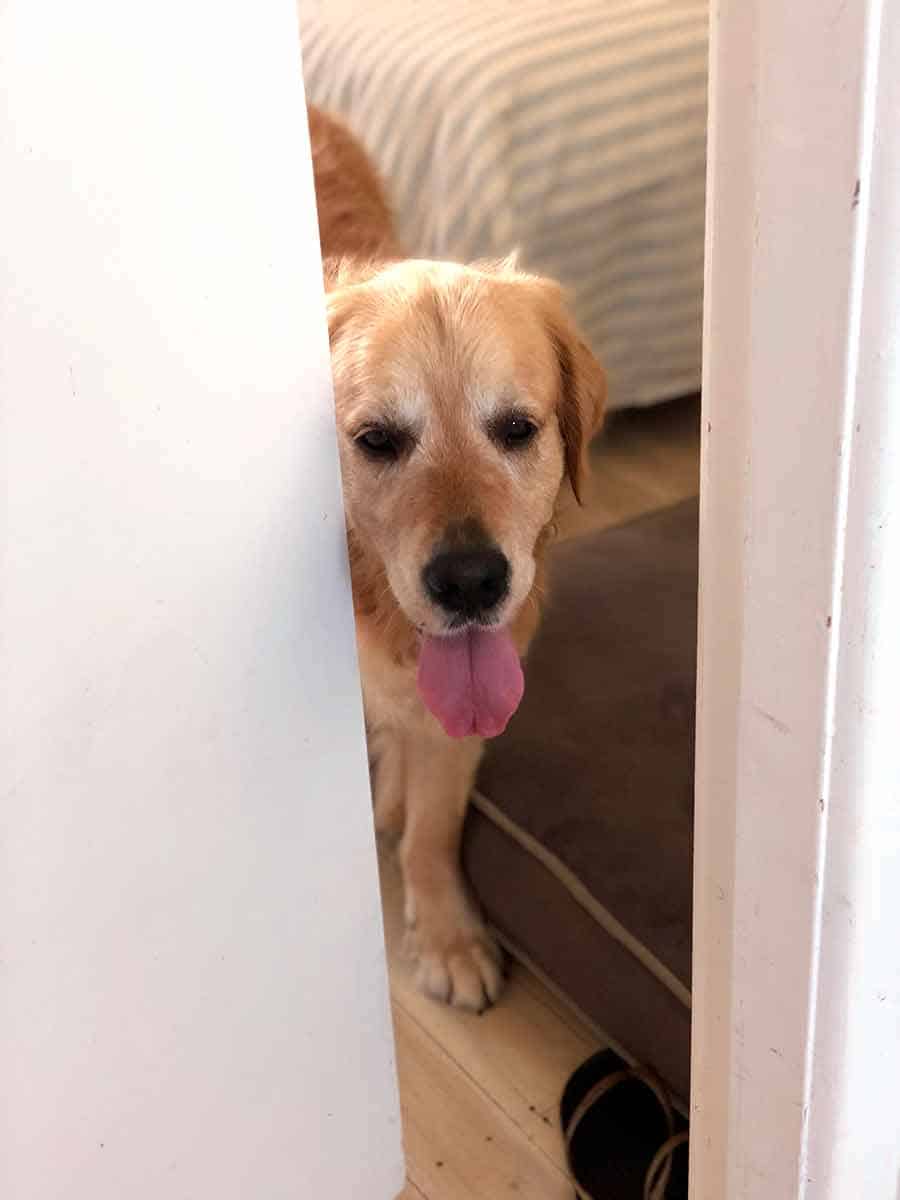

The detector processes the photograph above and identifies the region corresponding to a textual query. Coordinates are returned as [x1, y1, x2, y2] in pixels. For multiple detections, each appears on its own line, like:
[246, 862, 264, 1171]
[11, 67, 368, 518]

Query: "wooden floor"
[389, 395, 702, 1200]
[558, 393, 701, 545]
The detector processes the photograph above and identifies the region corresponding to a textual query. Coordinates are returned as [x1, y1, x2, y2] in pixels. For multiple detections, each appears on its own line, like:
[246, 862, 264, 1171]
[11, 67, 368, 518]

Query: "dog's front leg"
[368, 723, 407, 838]
[400, 729, 503, 1012]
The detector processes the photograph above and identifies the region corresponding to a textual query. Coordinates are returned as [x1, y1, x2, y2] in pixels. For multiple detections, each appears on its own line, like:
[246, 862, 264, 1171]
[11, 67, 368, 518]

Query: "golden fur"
[309, 105, 606, 1010]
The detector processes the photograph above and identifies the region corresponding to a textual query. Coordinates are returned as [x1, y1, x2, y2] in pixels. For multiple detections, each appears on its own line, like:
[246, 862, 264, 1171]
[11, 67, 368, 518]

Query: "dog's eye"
[355, 427, 405, 460]
[495, 415, 538, 450]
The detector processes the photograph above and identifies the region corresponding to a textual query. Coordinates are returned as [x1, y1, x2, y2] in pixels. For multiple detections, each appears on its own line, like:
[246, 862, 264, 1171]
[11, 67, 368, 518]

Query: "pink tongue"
[417, 628, 525, 739]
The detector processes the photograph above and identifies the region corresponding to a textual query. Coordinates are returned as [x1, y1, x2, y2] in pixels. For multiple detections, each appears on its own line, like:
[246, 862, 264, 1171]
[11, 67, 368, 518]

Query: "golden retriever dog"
[309, 105, 606, 1011]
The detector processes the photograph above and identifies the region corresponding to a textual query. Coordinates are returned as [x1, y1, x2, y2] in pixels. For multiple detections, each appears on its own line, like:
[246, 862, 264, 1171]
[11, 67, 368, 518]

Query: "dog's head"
[327, 257, 606, 638]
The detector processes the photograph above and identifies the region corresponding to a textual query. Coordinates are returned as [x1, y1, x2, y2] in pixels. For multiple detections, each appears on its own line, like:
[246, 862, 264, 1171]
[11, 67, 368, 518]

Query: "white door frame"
[691, 0, 900, 1196]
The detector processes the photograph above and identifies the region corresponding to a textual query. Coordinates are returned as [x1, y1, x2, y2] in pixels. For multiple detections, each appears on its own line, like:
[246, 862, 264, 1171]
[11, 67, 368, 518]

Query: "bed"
[299, 0, 708, 412]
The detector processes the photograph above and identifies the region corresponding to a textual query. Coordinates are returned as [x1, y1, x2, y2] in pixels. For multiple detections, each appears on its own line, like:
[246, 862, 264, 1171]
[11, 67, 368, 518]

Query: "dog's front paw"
[403, 897, 505, 1013]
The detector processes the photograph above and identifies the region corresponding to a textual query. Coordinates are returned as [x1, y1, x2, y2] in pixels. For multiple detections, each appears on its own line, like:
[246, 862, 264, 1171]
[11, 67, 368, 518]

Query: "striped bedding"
[299, 0, 708, 411]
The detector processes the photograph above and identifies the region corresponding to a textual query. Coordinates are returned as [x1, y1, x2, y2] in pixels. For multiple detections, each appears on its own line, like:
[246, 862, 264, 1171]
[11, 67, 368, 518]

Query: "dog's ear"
[324, 284, 357, 349]
[324, 282, 376, 408]
[542, 288, 607, 505]
[323, 259, 385, 351]
[323, 277, 380, 391]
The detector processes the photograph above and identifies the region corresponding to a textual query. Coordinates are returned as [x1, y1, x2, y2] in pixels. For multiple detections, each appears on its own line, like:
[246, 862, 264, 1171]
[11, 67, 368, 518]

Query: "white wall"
[0, 2, 404, 1196]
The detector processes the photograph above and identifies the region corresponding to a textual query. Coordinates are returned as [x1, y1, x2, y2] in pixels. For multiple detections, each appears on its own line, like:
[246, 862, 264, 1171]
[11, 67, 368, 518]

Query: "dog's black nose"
[423, 548, 510, 618]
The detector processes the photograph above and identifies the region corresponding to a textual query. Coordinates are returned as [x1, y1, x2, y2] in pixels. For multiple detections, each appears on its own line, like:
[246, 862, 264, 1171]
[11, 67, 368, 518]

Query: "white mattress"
[299, 0, 708, 411]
